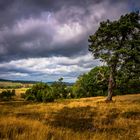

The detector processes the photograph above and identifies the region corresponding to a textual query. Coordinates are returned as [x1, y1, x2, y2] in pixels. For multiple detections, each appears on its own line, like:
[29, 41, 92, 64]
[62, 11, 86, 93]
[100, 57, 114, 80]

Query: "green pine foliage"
[88, 11, 140, 100]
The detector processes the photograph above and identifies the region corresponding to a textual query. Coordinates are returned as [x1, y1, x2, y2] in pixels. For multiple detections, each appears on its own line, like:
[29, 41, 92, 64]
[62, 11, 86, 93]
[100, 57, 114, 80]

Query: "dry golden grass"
[0, 94, 140, 140]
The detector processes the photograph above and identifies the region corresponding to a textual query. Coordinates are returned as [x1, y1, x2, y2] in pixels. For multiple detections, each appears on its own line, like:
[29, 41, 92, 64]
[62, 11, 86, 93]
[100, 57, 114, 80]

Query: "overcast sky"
[0, 0, 139, 82]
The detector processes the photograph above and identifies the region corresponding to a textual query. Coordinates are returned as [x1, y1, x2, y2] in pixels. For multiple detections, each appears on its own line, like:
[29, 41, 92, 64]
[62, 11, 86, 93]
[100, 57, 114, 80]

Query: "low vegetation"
[22, 82, 54, 102]
[0, 94, 139, 140]
[0, 90, 15, 101]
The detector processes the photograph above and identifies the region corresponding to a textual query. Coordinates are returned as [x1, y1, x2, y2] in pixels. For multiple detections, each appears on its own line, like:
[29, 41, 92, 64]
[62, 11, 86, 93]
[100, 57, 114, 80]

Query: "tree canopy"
[88, 11, 140, 101]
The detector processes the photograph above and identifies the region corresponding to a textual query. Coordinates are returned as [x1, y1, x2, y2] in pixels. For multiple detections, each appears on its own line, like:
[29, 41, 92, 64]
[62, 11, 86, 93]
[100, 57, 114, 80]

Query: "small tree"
[88, 11, 140, 101]
[51, 78, 68, 99]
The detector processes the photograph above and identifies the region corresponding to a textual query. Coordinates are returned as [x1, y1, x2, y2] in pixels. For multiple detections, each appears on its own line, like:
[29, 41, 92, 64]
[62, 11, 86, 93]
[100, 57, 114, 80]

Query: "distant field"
[0, 94, 139, 140]
[0, 81, 22, 88]
[0, 81, 33, 89]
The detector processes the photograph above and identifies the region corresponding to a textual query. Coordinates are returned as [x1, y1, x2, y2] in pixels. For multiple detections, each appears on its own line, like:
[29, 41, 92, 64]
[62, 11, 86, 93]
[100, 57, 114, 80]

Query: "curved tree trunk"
[106, 66, 116, 102]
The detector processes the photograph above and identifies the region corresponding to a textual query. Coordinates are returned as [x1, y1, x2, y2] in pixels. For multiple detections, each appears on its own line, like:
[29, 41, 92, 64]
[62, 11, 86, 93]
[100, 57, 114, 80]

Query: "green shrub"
[21, 88, 36, 101]
[42, 91, 54, 102]
[73, 66, 109, 98]
[0, 90, 15, 101]
[25, 94, 35, 101]
[22, 83, 54, 102]
[51, 78, 68, 99]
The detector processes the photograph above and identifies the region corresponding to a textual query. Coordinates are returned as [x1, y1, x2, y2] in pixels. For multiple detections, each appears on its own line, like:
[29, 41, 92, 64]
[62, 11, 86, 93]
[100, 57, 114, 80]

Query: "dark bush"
[42, 90, 54, 102]
[25, 94, 35, 101]
[0, 90, 15, 101]
[22, 82, 54, 102]
[51, 78, 68, 99]
[72, 66, 109, 98]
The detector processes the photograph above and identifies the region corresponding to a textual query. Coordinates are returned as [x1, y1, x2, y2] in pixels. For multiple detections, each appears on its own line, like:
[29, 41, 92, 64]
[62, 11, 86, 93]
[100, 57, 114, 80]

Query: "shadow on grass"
[100, 108, 120, 125]
[49, 106, 96, 131]
[0, 101, 31, 107]
[48, 106, 126, 133]
[15, 112, 44, 120]
[121, 111, 140, 119]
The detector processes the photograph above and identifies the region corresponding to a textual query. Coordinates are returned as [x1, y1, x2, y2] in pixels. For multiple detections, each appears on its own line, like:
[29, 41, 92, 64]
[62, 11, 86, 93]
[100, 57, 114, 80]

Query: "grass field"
[0, 94, 140, 140]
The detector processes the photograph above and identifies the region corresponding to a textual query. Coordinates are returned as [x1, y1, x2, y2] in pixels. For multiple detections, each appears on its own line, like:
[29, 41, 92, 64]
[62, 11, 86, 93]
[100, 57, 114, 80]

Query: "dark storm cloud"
[0, 0, 132, 62]
[0, 0, 97, 27]
[0, 62, 41, 76]
[0, 67, 31, 74]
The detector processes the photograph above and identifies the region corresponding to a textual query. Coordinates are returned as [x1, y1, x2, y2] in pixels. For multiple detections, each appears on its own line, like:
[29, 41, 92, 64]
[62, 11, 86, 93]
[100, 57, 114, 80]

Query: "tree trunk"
[106, 68, 116, 102]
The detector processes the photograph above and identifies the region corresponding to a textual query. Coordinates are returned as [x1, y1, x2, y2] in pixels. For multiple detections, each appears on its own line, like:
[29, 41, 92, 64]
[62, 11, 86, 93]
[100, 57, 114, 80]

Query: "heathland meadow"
[0, 90, 139, 140]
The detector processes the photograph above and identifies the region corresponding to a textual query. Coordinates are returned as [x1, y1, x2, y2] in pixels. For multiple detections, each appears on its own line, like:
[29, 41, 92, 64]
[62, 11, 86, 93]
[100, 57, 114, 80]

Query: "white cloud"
[0, 54, 100, 82]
